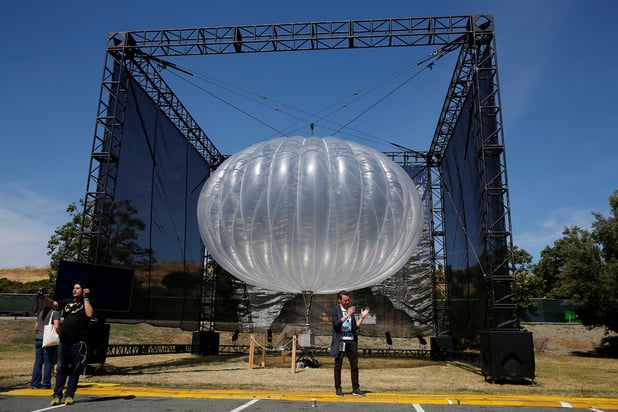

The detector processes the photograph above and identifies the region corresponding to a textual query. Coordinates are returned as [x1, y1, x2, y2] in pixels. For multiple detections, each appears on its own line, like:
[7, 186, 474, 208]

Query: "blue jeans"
[31, 339, 54, 388]
[53, 340, 88, 399]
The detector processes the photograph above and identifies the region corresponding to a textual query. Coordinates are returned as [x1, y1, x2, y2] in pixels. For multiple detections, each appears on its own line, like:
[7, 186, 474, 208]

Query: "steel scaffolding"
[81, 14, 517, 338]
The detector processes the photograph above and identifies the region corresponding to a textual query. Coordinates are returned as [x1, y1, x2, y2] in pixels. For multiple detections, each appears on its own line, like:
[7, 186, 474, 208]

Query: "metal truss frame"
[467, 29, 517, 331]
[81, 14, 517, 336]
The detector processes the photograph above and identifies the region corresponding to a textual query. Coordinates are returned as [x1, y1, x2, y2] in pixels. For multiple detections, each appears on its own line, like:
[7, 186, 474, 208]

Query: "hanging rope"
[331, 57, 442, 136]
[166, 69, 290, 137]
[159, 44, 455, 148]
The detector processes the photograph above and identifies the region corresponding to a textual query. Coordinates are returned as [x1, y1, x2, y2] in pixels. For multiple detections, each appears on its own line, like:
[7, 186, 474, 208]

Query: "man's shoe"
[352, 388, 366, 396]
[65, 397, 74, 405]
[335, 387, 344, 397]
[50, 397, 61, 406]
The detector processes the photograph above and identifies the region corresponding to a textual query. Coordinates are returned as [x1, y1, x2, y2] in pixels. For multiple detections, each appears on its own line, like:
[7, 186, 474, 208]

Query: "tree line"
[2, 190, 617, 334]
[515, 189, 618, 333]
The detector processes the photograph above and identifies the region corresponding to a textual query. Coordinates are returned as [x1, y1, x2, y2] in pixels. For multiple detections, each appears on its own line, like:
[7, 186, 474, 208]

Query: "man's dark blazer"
[329, 304, 359, 356]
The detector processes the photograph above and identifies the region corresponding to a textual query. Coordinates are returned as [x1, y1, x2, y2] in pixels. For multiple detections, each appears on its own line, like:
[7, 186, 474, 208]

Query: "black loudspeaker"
[87, 321, 110, 364]
[192, 331, 220, 356]
[480, 330, 535, 383]
[430, 335, 455, 360]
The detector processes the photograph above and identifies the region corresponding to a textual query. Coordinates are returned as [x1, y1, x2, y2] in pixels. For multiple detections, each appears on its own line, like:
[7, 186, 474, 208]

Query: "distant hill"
[0, 267, 48, 283]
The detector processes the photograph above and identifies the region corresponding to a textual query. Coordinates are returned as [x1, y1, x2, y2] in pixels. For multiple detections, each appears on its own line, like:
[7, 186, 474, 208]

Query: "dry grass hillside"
[0, 264, 194, 288]
[0, 267, 49, 283]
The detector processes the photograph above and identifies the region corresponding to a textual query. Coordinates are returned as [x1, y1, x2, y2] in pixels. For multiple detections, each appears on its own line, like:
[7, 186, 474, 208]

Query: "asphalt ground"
[2, 384, 618, 412]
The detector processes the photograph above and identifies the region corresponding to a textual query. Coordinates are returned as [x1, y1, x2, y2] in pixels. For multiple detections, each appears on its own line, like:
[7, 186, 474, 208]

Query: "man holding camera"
[40, 282, 94, 406]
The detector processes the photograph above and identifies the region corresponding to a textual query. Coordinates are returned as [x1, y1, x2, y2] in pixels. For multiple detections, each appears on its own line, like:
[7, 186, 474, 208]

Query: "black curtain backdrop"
[100, 72, 210, 330]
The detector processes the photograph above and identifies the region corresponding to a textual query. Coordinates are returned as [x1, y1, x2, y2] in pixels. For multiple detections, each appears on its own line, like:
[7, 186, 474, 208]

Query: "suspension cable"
[160, 45, 454, 147]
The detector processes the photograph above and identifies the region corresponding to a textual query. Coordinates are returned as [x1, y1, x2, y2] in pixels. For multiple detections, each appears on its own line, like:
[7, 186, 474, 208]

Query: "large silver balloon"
[197, 136, 423, 294]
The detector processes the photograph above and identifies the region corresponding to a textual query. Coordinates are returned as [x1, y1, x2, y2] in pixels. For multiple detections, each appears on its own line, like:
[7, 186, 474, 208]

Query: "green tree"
[512, 245, 543, 311]
[534, 239, 567, 298]
[555, 226, 605, 325]
[95, 200, 152, 267]
[533, 190, 618, 332]
[583, 190, 618, 332]
[46, 199, 151, 289]
[0, 278, 49, 293]
[46, 201, 88, 285]
[512, 245, 534, 275]
[592, 190, 618, 262]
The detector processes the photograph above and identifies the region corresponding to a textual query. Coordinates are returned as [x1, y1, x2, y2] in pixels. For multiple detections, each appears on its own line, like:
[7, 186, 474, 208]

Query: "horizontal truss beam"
[108, 15, 493, 57]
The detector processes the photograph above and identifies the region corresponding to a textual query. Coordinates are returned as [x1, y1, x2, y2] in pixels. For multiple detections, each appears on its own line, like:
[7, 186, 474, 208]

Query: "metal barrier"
[106, 344, 193, 357]
[106, 344, 430, 359]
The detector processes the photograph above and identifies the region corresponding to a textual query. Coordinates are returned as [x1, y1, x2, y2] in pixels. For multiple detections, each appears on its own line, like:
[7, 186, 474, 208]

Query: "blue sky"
[1, 0, 616, 269]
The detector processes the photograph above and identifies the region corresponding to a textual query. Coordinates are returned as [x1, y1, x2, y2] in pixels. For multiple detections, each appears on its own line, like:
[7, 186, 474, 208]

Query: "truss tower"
[81, 15, 517, 338]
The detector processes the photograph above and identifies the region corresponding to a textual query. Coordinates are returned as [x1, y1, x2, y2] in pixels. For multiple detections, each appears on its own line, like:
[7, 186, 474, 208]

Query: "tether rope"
[159, 44, 455, 150]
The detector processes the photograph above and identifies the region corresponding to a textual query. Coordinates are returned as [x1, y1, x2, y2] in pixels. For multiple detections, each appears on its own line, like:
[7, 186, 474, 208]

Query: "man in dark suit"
[330, 290, 370, 397]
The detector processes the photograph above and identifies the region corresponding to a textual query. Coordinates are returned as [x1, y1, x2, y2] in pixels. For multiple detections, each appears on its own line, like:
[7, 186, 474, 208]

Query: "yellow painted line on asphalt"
[6, 384, 618, 410]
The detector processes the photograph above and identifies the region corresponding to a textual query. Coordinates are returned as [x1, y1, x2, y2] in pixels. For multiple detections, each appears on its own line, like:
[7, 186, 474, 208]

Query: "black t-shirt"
[59, 298, 93, 343]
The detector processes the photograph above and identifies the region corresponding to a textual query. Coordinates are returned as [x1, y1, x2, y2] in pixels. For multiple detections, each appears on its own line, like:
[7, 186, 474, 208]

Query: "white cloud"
[513, 207, 595, 262]
[0, 184, 67, 268]
[539, 208, 592, 231]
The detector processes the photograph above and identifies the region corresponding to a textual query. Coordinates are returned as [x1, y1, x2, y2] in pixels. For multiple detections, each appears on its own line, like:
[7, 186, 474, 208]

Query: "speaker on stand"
[430, 335, 455, 360]
[85, 319, 110, 375]
[192, 331, 220, 356]
[480, 330, 535, 383]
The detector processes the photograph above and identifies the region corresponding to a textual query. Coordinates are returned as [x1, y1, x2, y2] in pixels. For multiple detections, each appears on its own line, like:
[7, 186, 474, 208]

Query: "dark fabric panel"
[99, 72, 209, 330]
[442, 83, 489, 340]
[441, 46, 511, 339]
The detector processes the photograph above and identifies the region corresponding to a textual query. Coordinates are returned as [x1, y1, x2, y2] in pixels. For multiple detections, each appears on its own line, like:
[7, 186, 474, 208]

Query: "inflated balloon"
[197, 136, 423, 294]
